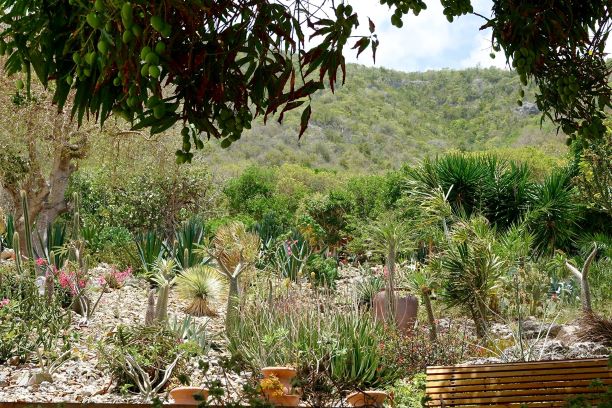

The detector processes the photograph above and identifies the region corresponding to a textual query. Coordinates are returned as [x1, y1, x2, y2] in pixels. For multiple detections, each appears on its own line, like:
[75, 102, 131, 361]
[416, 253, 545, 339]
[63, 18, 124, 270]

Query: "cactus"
[45, 269, 54, 302]
[20, 191, 35, 273]
[155, 284, 169, 323]
[13, 231, 23, 276]
[145, 289, 156, 325]
[183, 248, 189, 269]
[72, 192, 81, 241]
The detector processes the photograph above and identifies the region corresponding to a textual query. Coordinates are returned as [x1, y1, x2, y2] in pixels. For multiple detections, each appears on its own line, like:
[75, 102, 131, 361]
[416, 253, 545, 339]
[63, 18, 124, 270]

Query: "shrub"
[305, 254, 339, 288]
[0, 264, 70, 363]
[97, 324, 194, 395]
[389, 373, 428, 408]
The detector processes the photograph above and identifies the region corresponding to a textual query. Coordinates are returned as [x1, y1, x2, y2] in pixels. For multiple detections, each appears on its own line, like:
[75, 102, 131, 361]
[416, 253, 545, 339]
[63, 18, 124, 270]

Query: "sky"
[342, 0, 610, 72]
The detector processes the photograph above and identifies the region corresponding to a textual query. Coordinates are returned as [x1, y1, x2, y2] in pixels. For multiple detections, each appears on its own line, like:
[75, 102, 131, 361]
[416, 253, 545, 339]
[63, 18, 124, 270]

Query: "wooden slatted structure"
[426, 358, 611, 407]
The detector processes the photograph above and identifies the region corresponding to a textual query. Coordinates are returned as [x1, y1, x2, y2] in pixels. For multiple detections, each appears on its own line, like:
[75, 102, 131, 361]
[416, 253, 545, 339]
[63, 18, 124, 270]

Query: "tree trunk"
[226, 276, 240, 328]
[422, 289, 437, 341]
[565, 246, 598, 314]
[385, 245, 397, 328]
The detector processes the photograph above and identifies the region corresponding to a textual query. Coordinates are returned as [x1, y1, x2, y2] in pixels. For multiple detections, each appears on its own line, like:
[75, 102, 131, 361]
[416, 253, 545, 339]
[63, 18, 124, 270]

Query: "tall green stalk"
[20, 190, 35, 274]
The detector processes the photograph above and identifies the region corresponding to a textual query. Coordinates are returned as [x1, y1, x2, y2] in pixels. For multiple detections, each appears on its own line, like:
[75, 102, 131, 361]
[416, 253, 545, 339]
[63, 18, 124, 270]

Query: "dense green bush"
[305, 254, 339, 288]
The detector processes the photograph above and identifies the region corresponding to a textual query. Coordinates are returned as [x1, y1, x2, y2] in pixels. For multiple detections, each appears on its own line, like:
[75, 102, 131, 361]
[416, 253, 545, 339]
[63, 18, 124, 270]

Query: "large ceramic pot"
[346, 390, 388, 407]
[169, 386, 209, 405]
[261, 366, 297, 394]
[372, 290, 418, 334]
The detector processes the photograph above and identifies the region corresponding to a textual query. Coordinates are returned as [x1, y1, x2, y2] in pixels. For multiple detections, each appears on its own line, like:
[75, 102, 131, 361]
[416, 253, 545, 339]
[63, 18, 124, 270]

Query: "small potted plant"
[346, 390, 388, 407]
[169, 386, 209, 405]
[260, 367, 300, 407]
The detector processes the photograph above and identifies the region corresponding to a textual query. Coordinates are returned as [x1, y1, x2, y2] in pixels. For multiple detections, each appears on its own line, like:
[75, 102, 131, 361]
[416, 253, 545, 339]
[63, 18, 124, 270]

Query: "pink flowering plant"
[101, 266, 133, 289]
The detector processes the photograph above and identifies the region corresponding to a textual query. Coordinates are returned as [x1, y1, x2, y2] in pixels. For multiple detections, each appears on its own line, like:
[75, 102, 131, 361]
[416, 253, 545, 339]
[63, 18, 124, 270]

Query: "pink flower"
[97, 276, 107, 286]
[0, 298, 9, 308]
[36, 258, 47, 266]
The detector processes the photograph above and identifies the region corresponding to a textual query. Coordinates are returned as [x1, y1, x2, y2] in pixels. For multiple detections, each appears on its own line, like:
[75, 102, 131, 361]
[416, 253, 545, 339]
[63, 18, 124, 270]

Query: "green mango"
[140, 46, 152, 60]
[86, 13, 102, 29]
[121, 3, 133, 28]
[145, 52, 159, 65]
[148, 65, 161, 78]
[84, 51, 97, 65]
[122, 30, 134, 44]
[220, 138, 231, 149]
[140, 63, 149, 77]
[150, 15, 164, 32]
[155, 41, 166, 54]
[94, 0, 104, 12]
[131, 24, 142, 38]
[97, 40, 109, 54]
[153, 103, 166, 119]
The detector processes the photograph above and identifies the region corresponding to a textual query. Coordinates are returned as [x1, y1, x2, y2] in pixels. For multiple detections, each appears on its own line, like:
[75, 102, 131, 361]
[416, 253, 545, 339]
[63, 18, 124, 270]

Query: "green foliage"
[97, 324, 193, 393]
[0, 213, 14, 249]
[305, 254, 339, 288]
[274, 232, 311, 281]
[37, 221, 67, 267]
[173, 217, 207, 269]
[227, 299, 403, 398]
[134, 231, 167, 274]
[167, 315, 211, 354]
[389, 373, 428, 408]
[176, 265, 225, 317]
[0, 264, 70, 363]
[525, 168, 581, 255]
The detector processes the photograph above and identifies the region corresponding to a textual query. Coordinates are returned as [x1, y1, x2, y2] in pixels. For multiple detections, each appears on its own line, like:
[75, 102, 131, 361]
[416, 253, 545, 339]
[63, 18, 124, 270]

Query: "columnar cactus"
[20, 191, 35, 273]
[13, 231, 23, 276]
[145, 289, 156, 325]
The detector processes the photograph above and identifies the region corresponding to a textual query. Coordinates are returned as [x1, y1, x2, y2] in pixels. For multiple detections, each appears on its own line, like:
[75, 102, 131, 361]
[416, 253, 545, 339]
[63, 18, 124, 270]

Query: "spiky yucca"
[176, 265, 225, 317]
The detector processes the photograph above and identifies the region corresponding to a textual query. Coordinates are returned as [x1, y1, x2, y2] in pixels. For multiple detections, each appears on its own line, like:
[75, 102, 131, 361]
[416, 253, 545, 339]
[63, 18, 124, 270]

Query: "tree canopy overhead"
[0, 0, 609, 162]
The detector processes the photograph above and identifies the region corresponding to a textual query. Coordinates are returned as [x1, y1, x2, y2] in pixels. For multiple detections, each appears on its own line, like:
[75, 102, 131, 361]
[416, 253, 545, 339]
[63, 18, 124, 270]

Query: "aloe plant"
[174, 217, 207, 269]
[134, 231, 167, 274]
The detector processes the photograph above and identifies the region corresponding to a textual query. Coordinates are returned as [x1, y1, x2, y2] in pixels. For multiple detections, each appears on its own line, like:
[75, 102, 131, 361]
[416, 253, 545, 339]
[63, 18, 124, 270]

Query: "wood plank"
[425, 393, 601, 405]
[426, 359, 608, 374]
[427, 400, 577, 407]
[428, 386, 607, 399]
[427, 358, 608, 370]
[426, 378, 612, 393]
[426, 366, 610, 381]
[426, 372, 612, 387]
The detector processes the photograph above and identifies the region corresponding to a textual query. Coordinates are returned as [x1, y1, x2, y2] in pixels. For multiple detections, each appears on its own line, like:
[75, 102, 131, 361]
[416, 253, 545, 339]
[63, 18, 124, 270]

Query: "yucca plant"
[481, 158, 533, 230]
[176, 265, 225, 317]
[441, 216, 503, 338]
[525, 169, 581, 255]
[406, 154, 487, 217]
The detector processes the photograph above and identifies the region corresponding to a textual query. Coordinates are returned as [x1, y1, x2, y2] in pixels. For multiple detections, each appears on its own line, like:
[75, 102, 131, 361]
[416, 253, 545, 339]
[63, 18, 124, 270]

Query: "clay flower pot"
[261, 366, 297, 394]
[346, 390, 388, 407]
[169, 386, 209, 405]
[264, 393, 301, 407]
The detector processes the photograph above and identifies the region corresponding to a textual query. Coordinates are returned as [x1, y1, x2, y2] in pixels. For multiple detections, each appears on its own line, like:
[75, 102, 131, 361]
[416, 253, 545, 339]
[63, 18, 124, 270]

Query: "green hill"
[201, 64, 566, 174]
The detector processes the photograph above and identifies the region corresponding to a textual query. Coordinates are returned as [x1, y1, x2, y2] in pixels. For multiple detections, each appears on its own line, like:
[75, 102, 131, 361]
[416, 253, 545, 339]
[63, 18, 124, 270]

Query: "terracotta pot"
[346, 390, 388, 407]
[264, 393, 301, 407]
[372, 290, 418, 334]
[261, 366, 297, 394]
[169, 387, 209, 405]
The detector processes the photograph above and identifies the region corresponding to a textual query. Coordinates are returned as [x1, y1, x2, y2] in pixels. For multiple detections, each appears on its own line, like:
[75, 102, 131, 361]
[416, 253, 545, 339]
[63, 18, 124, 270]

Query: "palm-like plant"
[441, 216, 503, 338]
[205, 221, 260, 326]
[176, 265, 226, 317]
[407, 265, 439, 341]
[525, 169, 581, 255]
[363, 213, 413, 325]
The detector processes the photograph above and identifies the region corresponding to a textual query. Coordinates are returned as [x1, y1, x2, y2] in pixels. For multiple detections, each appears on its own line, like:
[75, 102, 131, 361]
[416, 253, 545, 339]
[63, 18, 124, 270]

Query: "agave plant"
[176, 265, 226, 317]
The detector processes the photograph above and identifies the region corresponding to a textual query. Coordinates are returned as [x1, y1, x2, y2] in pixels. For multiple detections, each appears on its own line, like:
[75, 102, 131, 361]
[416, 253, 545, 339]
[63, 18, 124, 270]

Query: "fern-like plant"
[176, 265, 225, 317]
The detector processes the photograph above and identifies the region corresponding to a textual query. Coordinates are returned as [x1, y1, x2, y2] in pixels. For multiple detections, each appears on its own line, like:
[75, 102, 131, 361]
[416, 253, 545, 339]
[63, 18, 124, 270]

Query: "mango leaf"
[298, 104, 311, 139]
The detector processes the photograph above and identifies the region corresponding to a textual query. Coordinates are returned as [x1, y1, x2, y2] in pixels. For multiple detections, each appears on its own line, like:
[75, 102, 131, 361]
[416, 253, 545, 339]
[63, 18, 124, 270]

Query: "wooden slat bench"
[426, 357, 611, 407]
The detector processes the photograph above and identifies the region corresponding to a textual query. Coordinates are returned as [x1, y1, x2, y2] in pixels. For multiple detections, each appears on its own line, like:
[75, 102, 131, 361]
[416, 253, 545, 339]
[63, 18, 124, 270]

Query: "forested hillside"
[200, 64, 565, 173]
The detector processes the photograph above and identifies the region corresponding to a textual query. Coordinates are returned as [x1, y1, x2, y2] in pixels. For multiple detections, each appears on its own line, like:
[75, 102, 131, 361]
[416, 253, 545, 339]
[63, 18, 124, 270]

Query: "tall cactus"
[13, 231, 23, 276]
[72, 192, 81, 241]
[20, 191, 35, 270]
[155, 284, 169, 323]
[145, 289, 156, 325]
